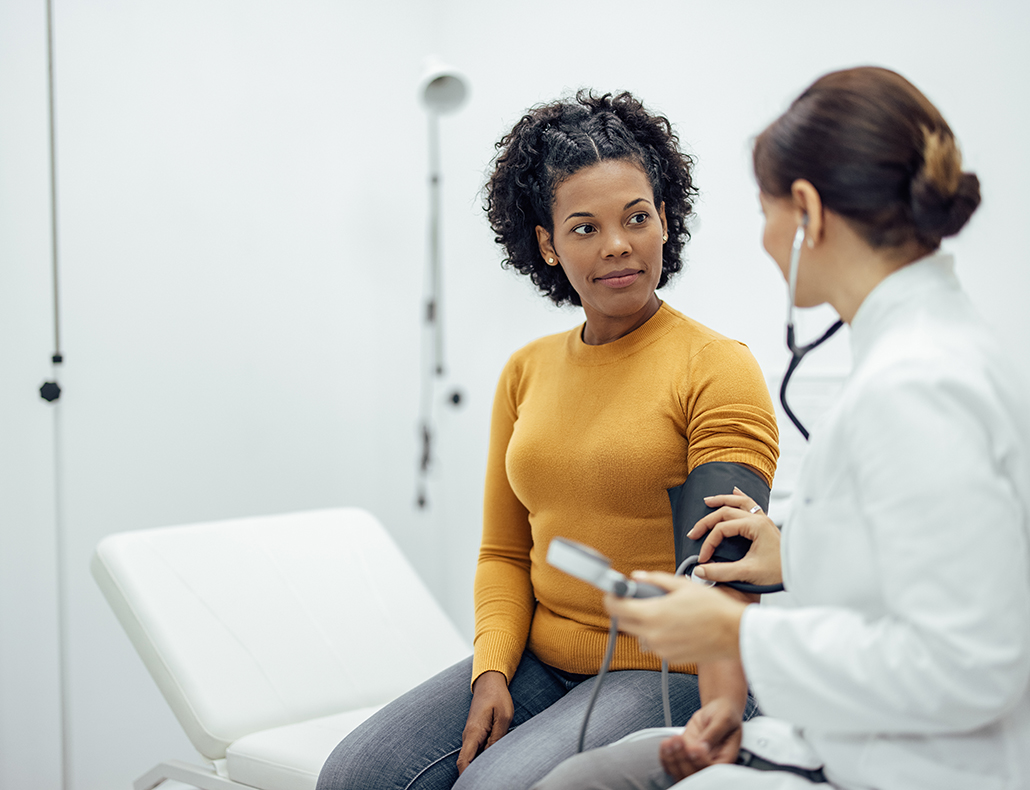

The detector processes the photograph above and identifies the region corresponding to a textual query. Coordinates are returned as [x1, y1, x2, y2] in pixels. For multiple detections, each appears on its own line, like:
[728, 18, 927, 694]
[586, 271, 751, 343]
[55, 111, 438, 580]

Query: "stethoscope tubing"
[782, 220, 844, 440]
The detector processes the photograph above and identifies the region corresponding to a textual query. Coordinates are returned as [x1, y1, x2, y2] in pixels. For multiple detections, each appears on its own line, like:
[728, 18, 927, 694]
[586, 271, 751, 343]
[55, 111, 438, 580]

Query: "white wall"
[2, 1, 1027, 788]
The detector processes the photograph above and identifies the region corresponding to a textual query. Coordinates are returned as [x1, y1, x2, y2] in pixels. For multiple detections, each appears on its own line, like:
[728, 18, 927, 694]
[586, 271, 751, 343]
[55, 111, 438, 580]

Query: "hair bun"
[912, 170, 981, 240]
[911, 129, 981, 240]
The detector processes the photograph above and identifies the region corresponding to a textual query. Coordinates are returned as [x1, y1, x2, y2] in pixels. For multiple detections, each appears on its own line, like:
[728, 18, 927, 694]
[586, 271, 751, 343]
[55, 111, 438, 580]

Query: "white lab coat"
[734, 255, 1030, 789]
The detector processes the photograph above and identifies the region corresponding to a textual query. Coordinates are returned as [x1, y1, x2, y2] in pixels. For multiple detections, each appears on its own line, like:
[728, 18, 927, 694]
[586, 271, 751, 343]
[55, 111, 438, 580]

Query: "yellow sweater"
[473, 302, 778, 683]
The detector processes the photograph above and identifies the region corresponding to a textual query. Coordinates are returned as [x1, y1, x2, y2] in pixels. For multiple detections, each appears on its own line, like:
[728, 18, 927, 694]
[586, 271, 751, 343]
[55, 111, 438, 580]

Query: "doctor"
[534, 66, 1030, 790]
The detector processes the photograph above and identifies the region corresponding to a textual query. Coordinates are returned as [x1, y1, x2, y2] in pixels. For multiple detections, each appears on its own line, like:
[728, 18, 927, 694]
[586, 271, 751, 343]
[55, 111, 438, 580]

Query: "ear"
[658, 202, 668, 239]
[790, 180, 825, 247]
[536, 225, 559, 265]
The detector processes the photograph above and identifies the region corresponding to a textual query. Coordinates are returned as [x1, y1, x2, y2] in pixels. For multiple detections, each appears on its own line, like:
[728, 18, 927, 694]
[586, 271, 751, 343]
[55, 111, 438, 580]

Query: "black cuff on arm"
[668, 461, 781, 594]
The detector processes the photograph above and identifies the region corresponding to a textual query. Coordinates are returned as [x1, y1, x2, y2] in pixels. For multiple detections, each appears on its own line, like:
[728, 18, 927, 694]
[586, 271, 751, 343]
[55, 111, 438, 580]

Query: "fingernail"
[703, 495, 714, 501]
[733, 486, 743, 493]
[694, 566, 707, 579]
[631, 570, 648, 579]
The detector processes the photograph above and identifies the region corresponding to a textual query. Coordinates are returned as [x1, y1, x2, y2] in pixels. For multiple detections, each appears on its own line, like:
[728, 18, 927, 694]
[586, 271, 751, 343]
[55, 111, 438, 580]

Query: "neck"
[582, 294, 662, 345]
[818, 222, 930, 324]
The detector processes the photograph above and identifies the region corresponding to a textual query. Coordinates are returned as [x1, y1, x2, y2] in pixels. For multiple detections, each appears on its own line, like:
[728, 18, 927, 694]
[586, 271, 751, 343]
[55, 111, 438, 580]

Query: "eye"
[628, 212, 649, 225]
[572, 223, 596, 236]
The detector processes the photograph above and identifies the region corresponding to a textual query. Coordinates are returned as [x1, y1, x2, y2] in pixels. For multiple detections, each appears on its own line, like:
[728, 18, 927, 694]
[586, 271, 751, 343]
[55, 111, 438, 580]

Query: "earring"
[662, 233, 668, 243]
[547, 257, 557, 265]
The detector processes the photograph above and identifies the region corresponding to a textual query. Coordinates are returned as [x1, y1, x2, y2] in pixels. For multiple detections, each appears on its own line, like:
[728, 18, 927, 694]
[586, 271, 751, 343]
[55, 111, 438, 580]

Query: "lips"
[596, 268, 642, 289]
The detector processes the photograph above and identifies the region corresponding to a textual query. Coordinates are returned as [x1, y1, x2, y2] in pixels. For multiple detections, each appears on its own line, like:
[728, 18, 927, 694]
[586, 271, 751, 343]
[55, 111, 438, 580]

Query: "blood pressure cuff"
[668, 461, 771, 571]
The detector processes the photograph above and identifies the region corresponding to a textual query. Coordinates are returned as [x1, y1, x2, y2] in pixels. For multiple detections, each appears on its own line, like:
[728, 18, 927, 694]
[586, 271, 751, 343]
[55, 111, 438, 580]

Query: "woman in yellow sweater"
[316, 91, 778, 790]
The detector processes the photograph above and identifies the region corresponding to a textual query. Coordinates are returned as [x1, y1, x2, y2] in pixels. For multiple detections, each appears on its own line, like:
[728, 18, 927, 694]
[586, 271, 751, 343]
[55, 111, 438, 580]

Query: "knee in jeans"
[528, 752, 596, 790]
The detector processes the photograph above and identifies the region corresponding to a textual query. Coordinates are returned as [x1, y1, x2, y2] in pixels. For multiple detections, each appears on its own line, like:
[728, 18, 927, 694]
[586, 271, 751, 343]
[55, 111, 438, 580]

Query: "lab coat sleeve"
[741, 363, 1030, 735]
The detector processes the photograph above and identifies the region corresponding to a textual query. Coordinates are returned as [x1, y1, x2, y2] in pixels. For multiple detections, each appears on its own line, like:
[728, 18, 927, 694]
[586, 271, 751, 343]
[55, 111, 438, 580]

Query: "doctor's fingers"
[696, 537, 783, 587]
[612, 605, 683, 657]
[604, 572, 686, 617]
[603, 594, 651, 636]
[689, 502, 756, 540]
[700, 487, 760, 513]
[604, 578, 698, 633]
[692, 557, 754, 585]
[695, 517, 762, 562]
[608, 587, 745, 664]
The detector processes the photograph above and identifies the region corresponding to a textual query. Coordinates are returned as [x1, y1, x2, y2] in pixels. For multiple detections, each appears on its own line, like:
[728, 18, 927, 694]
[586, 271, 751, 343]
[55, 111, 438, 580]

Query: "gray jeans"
[315, 652, 723, 790]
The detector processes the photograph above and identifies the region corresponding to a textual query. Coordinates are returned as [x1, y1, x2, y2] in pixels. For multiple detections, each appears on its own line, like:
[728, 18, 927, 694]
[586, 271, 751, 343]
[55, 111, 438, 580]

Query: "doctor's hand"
[660, 697, 743, 780]
[604, 572, 748, 665]
[688, 487, 783, 587]
[456, 671, 513, 774]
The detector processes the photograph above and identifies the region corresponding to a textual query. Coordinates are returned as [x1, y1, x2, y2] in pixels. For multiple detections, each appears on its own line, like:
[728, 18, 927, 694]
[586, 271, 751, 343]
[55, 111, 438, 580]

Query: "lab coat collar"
[848, 252, 958, 366]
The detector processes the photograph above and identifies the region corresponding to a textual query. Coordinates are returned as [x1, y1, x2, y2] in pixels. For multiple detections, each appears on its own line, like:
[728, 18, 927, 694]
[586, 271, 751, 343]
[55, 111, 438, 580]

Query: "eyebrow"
[563, 198, 650, 224]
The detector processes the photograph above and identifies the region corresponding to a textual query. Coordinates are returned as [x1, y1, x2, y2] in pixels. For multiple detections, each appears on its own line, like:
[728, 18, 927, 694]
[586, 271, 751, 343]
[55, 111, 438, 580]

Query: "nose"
[600, 227, 632, 258]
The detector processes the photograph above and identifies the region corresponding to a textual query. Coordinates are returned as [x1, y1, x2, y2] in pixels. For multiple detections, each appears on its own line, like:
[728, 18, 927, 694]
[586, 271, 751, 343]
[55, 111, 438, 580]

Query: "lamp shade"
[418, 57, 468, 114]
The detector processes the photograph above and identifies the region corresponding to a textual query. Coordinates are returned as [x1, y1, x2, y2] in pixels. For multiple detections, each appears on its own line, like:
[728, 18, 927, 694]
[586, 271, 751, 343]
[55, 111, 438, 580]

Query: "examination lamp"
[416, 58, 469, 509]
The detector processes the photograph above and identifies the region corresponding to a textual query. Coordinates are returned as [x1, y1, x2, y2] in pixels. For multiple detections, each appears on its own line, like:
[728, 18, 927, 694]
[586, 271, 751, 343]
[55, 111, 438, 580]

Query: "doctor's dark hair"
[753, 67, 981, 251]
[484, 90, 698, 306]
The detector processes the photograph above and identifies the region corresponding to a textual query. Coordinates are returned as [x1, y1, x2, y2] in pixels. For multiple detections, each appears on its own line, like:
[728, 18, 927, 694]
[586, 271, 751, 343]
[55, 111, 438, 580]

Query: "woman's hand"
[604, 573, 747, 665]
[456, 670, 513, 775]
[688, 487, 783, 587]
[659, 697, 743, 780]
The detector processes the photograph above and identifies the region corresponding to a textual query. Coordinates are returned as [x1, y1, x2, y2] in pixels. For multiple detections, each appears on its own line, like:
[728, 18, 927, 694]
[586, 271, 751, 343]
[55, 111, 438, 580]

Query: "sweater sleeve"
[471, 356, 536, 686]
[685, 339, 779, 485]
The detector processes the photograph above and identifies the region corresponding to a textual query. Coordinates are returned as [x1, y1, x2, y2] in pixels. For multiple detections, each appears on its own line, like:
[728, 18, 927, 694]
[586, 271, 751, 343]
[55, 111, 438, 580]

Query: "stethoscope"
[780, 217, 844, 441]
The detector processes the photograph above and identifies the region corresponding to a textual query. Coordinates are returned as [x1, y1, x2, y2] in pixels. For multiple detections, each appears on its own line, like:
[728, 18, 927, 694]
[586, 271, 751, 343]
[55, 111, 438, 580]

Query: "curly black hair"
[484, 90, 698, 306]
